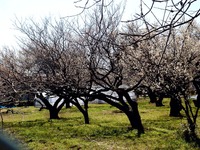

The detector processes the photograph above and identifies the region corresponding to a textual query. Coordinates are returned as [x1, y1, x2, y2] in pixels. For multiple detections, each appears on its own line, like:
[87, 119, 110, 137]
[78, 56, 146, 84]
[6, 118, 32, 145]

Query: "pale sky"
[0, 0, 139, 48]
[0, 0, 81, 47]
[0, 0, 199, 48]
[0, 0, 143, 48]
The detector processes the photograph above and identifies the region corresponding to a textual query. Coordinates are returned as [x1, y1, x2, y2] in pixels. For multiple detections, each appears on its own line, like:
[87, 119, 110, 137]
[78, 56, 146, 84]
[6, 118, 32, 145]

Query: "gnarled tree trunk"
[169, 96, 182, 117]
[147, 88, 157, 103]
[71, 99, 90, 124]
[49, 108, 59, 119]
[96, 90, 144, 136]
[36, 93, 65, 119]
[156, 95, 164, 106]
[125, 101, 144, 136]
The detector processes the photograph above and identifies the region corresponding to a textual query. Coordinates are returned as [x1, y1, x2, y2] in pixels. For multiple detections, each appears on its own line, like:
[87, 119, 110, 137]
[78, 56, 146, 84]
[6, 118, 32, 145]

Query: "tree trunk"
[147, 88, 157, 103]
[65, 101, 71, 108]
[72, 100, 90, 124]
[94, 93, 144, 135]
[156, 95, 164, 106]
[49, 108, 59, 119]
[169, 97, 182, 117]
[83, 110, 89, 124]
[126, 101, 144, 136]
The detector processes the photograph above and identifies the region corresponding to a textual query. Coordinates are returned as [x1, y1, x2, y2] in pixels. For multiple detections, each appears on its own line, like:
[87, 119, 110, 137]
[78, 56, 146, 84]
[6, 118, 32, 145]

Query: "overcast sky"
[0, 0, 199, 48]
[0, 0, 77, 47]
[0, 0, 138, 48]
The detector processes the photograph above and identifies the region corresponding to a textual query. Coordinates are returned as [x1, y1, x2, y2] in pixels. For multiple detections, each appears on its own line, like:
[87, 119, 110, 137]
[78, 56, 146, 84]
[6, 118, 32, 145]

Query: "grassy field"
[1, 98, 200, 150]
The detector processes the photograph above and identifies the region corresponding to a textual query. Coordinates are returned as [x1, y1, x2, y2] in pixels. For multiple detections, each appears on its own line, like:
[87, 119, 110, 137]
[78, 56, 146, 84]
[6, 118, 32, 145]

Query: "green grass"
[1, 98, 200, 150]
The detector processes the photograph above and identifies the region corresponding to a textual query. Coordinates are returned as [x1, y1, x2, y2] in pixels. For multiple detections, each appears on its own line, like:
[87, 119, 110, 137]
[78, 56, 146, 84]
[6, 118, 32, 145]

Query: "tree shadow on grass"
[5, 116, 83, 128]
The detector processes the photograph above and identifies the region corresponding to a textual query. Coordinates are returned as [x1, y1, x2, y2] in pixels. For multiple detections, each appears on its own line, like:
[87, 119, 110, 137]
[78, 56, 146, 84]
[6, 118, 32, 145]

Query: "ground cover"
[1, 98, 200, 150]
